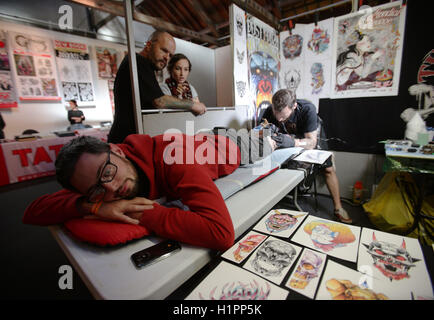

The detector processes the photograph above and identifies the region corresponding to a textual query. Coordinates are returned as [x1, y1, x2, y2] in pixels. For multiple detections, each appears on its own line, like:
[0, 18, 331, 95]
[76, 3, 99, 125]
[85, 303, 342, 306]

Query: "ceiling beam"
[186, 0, 220, 37]
[66, 0, 218, 45]
[232, 0, 281, 30]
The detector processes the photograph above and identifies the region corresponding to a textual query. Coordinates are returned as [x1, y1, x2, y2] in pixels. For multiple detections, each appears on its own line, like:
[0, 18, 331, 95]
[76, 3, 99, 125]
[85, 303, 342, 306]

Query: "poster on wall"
[279, 24, 307, 100]
[0, 30, 17, 108]
[95, 46, 118, 79]
[303, 18, 334, 108]
[230, 4, 251, 113]
[54, 40, 95, 105]
[8, 31, 61, 101]
[246, 14, 279, 125]
[330, 1, 406, 98]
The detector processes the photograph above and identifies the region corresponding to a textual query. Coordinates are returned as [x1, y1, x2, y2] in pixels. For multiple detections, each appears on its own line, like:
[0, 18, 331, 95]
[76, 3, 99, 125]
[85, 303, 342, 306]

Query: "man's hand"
[191, 101, 207, 116]
[85, 197, 155, 225]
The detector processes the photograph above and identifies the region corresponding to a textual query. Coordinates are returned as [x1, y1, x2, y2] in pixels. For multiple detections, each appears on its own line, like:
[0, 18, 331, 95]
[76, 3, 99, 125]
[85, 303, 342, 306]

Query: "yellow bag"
[363, 172, 434, 245]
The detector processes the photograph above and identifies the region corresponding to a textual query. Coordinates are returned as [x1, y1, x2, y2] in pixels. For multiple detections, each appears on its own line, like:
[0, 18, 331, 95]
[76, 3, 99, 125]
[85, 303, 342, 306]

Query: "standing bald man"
[109, 31, 207, 143]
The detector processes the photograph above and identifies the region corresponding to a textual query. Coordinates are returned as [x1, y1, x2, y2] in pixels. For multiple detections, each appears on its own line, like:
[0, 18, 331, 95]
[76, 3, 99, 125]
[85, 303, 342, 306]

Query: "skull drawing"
[289, 250, 323, 289]
[284, 69, 301, 91]
[251, 240, 296, 277]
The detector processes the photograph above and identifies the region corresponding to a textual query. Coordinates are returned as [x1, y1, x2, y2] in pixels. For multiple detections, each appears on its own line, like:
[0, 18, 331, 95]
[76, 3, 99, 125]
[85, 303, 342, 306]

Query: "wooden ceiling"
[69, 0, 392, 48]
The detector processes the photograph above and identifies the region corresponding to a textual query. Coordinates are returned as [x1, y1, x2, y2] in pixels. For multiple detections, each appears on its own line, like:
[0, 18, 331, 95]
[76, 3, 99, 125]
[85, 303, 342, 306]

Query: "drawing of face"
[265, 212, 297, 233]
[251, 240, 296, 277]
[310, 224, 339, 252]
[200, 280, 271, 300]
[363, 232, 420, 281]
[356, 35, 372, 53]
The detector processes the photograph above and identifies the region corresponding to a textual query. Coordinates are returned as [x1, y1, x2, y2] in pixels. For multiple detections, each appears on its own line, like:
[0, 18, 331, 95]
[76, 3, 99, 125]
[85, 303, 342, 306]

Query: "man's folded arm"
[139, 166, 235, 251]
[23, 189, 86, 225]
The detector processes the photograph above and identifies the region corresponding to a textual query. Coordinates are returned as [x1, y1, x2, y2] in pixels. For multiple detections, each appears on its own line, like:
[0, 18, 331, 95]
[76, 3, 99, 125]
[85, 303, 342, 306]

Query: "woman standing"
[160, 53, 200, 102]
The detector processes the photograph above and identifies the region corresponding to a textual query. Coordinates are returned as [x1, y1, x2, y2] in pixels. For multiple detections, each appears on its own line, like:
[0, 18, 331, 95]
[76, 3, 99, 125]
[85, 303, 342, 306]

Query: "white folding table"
[49, 168, 304, 299]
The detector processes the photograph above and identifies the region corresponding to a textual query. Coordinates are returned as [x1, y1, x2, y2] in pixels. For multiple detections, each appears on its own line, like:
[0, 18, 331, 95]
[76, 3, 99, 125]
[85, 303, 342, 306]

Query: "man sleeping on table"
[22, 129, 281, 251]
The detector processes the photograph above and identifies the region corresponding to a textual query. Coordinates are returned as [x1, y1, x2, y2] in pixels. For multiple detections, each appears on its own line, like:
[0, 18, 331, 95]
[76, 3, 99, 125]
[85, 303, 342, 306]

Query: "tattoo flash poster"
[252, 209, 308, 238]
[221, 230, 267, 264]
[8, 31, 61, 101]
[331, 1, 406, 98]
[230, 4, 250, 109]
[285, 248, 327, 299]
[357, 227, 433, 299]
[54, 40, 95, 105]
[279, 24, 308, 100]
[246, 13, 279, 125]
[185, 261, 289, 300]
[243, 236, 302, 285]
[290, 215, 361, 263]
[95, 46, 118, 80]
[0, 30, 17, 108]
[316, 259, 406, 300]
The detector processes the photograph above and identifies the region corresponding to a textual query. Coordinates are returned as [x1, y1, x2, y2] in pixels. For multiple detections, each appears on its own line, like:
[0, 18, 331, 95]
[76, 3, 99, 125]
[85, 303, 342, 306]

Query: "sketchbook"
[293, 149, 332, 164]
[185, 261, 289, 300]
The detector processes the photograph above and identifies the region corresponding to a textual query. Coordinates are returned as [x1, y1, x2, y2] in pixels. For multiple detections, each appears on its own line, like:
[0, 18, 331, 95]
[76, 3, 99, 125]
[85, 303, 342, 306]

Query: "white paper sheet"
[185, 261, 289, 300]
[294, 149, 332, 164]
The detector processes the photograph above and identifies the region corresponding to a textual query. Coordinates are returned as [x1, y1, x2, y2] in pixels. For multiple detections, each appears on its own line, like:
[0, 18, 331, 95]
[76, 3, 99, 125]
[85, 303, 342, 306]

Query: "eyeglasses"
[86, 151, 118, 203]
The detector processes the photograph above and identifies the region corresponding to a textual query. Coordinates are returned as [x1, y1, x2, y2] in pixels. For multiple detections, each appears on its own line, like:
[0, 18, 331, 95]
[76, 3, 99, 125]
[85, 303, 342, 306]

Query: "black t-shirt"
[67, 109, 84, 124]
[260, 99, 318, 138]
[108, 54, 164, 143]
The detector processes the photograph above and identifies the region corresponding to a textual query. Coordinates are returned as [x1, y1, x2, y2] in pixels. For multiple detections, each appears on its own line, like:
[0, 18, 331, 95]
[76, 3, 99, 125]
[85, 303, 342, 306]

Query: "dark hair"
[167, 53, 192, 74]
[55, 136, 110, 191]
[69, 99, 77, 106]
[272, 89, 296, 112]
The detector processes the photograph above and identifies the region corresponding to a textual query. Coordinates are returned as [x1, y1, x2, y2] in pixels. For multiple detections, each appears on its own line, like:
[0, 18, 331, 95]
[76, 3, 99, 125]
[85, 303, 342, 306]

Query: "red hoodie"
[23, 134, 240, 251]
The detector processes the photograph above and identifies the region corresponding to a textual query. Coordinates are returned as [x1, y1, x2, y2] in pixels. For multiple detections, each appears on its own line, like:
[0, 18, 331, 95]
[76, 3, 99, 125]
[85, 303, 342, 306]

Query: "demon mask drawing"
[249, 51, 278, 121]
[363, 232, 420, 281]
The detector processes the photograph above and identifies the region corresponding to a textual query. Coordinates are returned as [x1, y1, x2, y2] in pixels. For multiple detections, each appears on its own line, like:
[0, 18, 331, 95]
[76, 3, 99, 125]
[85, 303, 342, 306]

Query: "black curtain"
[318, 0, 433, 154]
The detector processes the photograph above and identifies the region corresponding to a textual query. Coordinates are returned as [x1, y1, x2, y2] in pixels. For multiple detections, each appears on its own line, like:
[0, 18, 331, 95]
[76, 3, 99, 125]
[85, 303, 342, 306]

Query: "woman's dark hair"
[69, 99, 77, 106]
[167, 53, 192, 74]
[55, 135, 110, 191]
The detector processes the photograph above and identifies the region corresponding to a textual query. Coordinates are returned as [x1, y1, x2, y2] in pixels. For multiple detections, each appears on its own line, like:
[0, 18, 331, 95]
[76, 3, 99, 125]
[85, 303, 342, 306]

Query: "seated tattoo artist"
[22, 131, 277, 251]
[260, 89, 352, 224]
